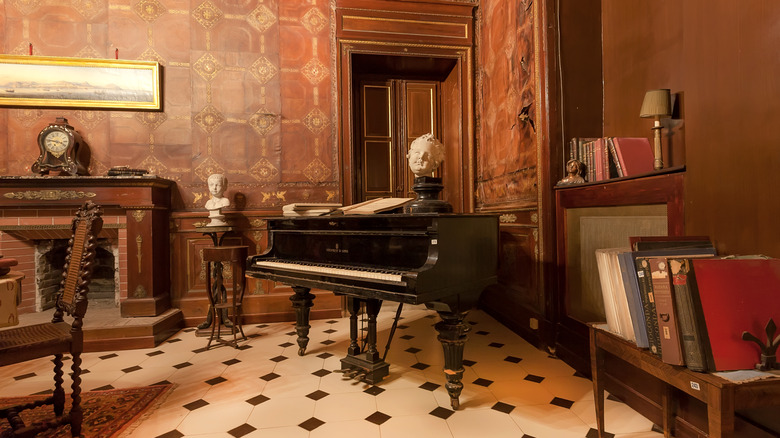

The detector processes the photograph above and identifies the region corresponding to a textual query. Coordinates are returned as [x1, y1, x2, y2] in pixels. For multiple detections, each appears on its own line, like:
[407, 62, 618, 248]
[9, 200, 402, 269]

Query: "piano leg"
[290, 286, 315, 356]
[433, 310, 470, 410]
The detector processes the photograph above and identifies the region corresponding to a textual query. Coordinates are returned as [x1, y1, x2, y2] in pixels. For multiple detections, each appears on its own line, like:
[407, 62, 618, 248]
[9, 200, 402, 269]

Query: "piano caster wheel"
[450, 397, 460, 410]
[298, 347, 306, 356]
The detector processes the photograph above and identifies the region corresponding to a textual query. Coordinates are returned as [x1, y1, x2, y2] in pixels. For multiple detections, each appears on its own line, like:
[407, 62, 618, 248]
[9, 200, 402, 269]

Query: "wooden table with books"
[589, 323, 780, 438]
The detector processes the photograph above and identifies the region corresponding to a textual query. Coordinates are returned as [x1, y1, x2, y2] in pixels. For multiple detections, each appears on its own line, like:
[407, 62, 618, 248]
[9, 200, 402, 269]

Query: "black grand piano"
[246, 213, 498, 409]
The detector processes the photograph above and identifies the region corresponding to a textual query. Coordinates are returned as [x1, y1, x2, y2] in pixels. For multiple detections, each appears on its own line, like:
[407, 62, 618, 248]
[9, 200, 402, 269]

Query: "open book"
[339, 197, 413, 215]
[282, 203, 341, 217]
[282, 198, 413, 217]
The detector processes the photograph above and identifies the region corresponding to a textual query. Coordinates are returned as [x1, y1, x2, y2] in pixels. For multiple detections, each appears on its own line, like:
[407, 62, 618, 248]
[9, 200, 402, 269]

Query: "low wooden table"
[590, 324, 780, 437]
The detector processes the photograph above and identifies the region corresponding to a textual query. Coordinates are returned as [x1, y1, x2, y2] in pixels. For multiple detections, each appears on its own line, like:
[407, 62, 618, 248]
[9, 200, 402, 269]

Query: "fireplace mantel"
[0, 176, 175, 317]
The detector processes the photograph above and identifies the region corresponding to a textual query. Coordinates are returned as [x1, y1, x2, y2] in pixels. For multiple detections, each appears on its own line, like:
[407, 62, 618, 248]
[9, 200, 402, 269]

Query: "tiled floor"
[0, 305, 663, 438]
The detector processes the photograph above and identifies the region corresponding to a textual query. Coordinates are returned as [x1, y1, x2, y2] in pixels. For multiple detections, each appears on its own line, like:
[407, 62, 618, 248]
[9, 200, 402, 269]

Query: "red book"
[692, 258, 780, 371]
[611, 137, 654, 176]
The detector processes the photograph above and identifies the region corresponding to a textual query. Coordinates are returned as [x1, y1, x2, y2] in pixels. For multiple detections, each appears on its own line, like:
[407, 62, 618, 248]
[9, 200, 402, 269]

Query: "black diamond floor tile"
[364, 386, 385, 396]
[306, 390, 329, 401]
[173, 362, 192, 369]
[316, 352, 334, 359]
[228, 423, 256, 437]
[429, 406, 454, 419]
[278, 342, 294, 348]
[260, 372, 280, 381]
[462, 359, 477, 367]
[298, 417, 325, 431]
[411, 362, 430, 370]
[320, 339, 335, 345]
[473, 378, 493, 387]
[205, 376, 227, 385]
[156, 430, 184, 438]
[524, 374, 544, 383]
[122, 365, 142, 373]
[550, 396, 574, 409]
[492, 401, 515, 414]
[475, 330, 490, 335]
[365, 411, 391, 425]
[488, 342, 505, 348]
[419, 382, 440, 391]
[183, 399, 209, 411]
[504, 355, 523, 363]
[312, 368, 331, 377]
[405, 347, 422, 354]
[223, 358, 240, 366]
[246, 394, 270, 406]
[14, 373, 35, 381]
[586, 428, 614, 438]
[91, 384, 114, 391]
[146, 350, 164, 357]
[99, 353, 118, 360]
[270, 355, 288, 362]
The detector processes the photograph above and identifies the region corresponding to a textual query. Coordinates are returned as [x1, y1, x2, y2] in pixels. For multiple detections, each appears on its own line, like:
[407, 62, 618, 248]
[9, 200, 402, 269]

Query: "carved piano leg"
[434, 310, 470, 410]
[339, 298, 390, 384]
[290, 286, 315, 356]
[347, 297, 361, 356]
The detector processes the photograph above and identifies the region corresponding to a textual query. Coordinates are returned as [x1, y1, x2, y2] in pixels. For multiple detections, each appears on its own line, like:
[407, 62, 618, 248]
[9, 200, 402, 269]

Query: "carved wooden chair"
[0, 200, 103, 437]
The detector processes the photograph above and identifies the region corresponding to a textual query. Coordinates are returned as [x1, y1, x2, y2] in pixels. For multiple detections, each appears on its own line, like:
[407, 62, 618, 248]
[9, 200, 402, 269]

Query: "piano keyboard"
[253, 260, 406, 283]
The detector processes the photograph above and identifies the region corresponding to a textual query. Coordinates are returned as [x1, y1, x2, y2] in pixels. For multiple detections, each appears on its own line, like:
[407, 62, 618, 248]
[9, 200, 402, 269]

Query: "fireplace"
[0, 176, 174, 318]
[0, 222, 124, 314]
[34, 237, 118, 311]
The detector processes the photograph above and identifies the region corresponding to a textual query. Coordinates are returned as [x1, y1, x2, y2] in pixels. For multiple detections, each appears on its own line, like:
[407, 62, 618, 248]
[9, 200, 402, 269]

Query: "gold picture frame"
[0, 55, 161, 110]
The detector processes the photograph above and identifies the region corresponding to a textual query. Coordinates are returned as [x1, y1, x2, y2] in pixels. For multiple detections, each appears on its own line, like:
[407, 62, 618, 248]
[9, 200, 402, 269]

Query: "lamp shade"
[640, 89, 672, 118]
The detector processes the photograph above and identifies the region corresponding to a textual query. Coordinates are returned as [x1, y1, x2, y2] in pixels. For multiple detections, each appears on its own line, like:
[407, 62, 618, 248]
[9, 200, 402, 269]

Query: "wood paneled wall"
[600, 0, 780, 258]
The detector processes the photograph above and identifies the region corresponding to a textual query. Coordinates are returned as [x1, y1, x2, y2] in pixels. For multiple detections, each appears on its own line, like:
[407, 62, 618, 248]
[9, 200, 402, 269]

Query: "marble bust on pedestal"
[205, 173, 230, 227]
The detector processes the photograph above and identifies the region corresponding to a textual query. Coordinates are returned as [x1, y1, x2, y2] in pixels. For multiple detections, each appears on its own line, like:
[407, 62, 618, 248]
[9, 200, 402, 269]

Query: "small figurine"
[557, 159, 586, 186]
[406, 133, 445, 178]
[205, 173, 230, 227]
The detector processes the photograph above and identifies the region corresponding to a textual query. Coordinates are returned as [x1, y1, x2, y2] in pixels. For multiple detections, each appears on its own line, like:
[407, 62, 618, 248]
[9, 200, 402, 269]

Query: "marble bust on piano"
[405, 133, 452, 213]
[406, 133, 444, 178]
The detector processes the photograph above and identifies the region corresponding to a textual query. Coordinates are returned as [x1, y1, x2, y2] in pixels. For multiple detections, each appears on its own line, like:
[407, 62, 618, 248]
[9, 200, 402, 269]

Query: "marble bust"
[406, 133, 445, 178]
[205, 173, 230, 227]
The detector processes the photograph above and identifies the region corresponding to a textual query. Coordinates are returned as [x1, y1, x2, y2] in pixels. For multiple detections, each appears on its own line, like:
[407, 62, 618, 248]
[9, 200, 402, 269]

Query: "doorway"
[354, 78, 440, 201]
[338, 48, 474, 212]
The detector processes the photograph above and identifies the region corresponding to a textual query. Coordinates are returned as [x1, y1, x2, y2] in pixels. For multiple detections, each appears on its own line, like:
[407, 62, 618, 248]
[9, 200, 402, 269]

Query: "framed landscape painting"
[0, 55, 161, 110]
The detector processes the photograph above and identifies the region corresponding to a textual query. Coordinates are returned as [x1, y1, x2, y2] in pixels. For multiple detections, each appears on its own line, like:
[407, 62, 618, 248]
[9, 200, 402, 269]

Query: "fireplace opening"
[35, 238, 118, 311]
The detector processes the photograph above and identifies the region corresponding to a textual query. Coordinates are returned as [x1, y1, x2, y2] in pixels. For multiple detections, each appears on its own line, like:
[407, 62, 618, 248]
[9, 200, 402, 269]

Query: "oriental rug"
[0, 384, 173, 437]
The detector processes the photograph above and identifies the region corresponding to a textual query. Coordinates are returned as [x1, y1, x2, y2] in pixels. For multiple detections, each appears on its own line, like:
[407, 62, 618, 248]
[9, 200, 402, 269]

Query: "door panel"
[356, 79, 439, 201]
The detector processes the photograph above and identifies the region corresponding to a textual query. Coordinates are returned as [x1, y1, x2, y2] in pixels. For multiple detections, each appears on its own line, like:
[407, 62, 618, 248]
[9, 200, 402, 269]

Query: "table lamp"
[640, 89, 672, 170]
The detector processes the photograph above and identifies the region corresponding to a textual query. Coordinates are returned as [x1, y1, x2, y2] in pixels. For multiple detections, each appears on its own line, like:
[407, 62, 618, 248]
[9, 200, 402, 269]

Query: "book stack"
[594, 236, 779, 372]
[567, 137, 655, 182]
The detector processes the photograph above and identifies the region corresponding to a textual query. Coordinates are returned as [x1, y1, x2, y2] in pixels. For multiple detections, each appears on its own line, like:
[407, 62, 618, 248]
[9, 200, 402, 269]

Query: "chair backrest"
[52, 201, 103, 323]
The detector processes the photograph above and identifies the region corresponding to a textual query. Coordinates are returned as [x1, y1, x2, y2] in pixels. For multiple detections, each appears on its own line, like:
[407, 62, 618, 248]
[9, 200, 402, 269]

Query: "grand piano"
[246, 213, 498, 409]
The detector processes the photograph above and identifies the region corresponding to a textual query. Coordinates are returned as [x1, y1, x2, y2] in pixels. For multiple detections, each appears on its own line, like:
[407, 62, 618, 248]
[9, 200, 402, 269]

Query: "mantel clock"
[32, 117, 87, 176]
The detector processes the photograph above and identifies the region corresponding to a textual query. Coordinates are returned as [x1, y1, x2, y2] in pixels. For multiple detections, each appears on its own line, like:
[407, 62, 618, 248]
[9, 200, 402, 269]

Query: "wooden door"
[354, 79, 439, 201]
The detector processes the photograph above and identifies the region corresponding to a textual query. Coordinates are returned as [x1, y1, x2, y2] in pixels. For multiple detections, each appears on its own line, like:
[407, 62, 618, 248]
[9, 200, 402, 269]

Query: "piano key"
[253, 259, 405, 283]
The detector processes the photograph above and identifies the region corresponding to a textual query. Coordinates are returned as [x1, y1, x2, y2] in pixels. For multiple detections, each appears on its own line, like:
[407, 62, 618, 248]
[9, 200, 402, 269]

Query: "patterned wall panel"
[475, 0, 537, 209]
[0, 0, 336, 211]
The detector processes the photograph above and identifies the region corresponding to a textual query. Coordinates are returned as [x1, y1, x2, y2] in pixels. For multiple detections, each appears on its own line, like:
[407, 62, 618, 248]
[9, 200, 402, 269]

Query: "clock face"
[43, 130, 70, 157]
